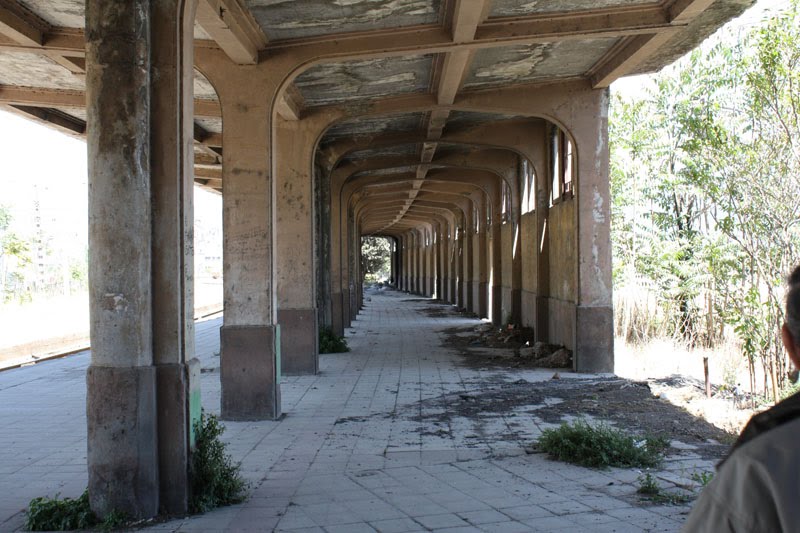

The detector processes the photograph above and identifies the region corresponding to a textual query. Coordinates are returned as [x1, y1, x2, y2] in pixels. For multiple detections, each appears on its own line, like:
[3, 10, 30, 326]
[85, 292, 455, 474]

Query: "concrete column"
[275, 118, 318, 375]
[86, 0, 197, 518]
[535, 133, 551, 342]
[196, 53, 281, 421]
[463, 208, 473, 311]
[573, 91, 614, 372]
[490, 197, 503, 325]
[436, 228, 444, 299]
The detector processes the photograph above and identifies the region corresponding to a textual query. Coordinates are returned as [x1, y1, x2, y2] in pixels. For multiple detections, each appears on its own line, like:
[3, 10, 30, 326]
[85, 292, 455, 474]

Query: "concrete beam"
[195, 0, 266, 65]
[0, 0, 43, 47]
[0, 85, 223, 118]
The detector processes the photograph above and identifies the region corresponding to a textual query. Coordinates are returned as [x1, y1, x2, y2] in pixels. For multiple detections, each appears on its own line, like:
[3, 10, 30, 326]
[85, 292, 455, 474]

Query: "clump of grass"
[636, 472, 692, 505]
[319, 327, 349, 353]
[25, 491, 96, 531]
[190, 412, 248, 514]
[536, 419, 668, 469]
[25, 491, 128, 531]
[691, 470, 714, 488]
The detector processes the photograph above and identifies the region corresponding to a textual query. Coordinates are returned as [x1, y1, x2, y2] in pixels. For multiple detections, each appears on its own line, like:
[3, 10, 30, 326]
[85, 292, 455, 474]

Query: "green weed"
[319, 327, 349, 353]
[25, 490, 96, 531]
[190, 412, 248, 514]
[637, 473, 692, 505]
[536, 419, 668, 469]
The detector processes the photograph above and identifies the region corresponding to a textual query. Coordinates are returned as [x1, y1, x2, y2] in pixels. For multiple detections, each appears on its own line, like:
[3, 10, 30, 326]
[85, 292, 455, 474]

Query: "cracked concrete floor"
[0, 289, 711, 532]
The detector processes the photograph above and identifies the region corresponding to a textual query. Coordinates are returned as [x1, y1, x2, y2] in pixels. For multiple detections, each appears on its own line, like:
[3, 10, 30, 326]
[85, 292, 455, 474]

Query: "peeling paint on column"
[247, 0, 441, 40]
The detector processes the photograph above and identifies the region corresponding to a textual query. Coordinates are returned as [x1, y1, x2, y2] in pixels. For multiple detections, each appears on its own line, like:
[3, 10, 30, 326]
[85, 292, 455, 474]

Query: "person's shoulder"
[733, 410, 800, 466]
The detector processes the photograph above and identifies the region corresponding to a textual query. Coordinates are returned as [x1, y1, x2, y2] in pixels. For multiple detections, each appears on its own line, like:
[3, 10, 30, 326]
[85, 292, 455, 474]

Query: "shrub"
[190, 412, 248, 514]
[25, 491, 96, 531]
[536, 419, 668, 469]
[319, 327, 349, 353]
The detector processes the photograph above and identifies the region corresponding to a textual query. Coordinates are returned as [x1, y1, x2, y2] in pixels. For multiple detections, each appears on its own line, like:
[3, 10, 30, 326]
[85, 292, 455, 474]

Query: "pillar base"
[331, 291, 344, 336]
[575, 306, 614, 373]
[278, 308, 318, 375]
[155, 359, 200, 515]
[220, 325, 281, 421]
[87, 365, 158, 519]
[491, 285, 503, 326]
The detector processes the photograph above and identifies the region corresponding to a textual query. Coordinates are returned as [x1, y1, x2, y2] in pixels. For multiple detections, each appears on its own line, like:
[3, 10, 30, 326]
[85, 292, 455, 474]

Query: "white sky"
[0, 0, 790, 245]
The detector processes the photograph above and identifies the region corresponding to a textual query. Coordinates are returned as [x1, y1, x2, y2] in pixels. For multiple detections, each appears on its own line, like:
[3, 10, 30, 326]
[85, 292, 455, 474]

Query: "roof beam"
[3, 104, 84, 136]
[0, 0, 43, 47]
[668, 0, 716, 23]
[0, 85, 223, 118]
[276, 84, 305, 121]
[195, 0, 266, 65]
[589, 30, 681, 88]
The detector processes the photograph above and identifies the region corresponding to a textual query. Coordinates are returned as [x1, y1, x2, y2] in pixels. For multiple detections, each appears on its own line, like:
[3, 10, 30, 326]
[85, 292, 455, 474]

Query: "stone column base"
[87, 365, 158, 518]
[575, 306, 614, 373]
[342, 289, 351, 328]
[491, 285, 503, 325]
[220, 325, 281, 420]
[155, 359, 200, 515]
[475, 281, 487, 318]
[331, 292, 344, 336]
[278, 308, 318, 375]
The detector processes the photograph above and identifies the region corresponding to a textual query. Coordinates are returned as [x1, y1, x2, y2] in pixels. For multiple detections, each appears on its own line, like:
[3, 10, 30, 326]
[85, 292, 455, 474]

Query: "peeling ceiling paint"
[295, 55, 434, 107]
[345, 143, 419, 162]
[464, 39, 619, 89]
[444, 111, 522, 131]
[17, 0, 212, 38]
[489, 0, 655, 18]
[322, 113, 426, 145]
[246, 0, 441, 41]
[18, 0, 83, 28]
[0, 52, 85, 90]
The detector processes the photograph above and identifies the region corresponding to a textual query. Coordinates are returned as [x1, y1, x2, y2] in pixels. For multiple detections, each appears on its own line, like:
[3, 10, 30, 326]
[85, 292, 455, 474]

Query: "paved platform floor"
[0, 289, 704, 532]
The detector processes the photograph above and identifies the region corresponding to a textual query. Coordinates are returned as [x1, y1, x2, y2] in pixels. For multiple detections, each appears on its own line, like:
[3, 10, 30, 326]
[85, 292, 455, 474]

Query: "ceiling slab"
[489, 0, 656, 18]
[295, 54, 434, 107]
[322, 112, 426, 144]
[246, 0, 441, 41]
[444, 111, 521, 131]
[463, 38, 619, 89]
[344, 143, 420, 162]
[0, 51, 84, 89]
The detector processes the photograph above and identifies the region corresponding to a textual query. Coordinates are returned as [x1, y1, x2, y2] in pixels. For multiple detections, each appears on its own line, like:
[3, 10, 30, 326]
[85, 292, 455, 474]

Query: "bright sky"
[0, 0, 790, 247]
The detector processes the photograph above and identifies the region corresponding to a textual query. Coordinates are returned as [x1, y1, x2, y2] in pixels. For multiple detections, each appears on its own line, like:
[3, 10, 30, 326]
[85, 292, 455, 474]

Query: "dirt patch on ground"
[403, 300, 738, 459]
[403, 376, 734, 459]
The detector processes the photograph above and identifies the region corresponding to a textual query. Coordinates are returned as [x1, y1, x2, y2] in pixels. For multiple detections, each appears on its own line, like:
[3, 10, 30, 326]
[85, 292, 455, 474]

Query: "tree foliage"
[611, 1, 800, 401]
[361, 236, 391, 283]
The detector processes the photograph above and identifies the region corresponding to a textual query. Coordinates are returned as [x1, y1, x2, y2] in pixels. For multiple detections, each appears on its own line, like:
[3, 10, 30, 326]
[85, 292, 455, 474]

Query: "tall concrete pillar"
[463, 208, 473, 311]
[195, 52, 281, 421]
[275, 118, 318, 375]
[438, 229, 444, 300]
[85, 0, 197, 517]
[573, 91, 614, 372]
[490, 201, 503, 325]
